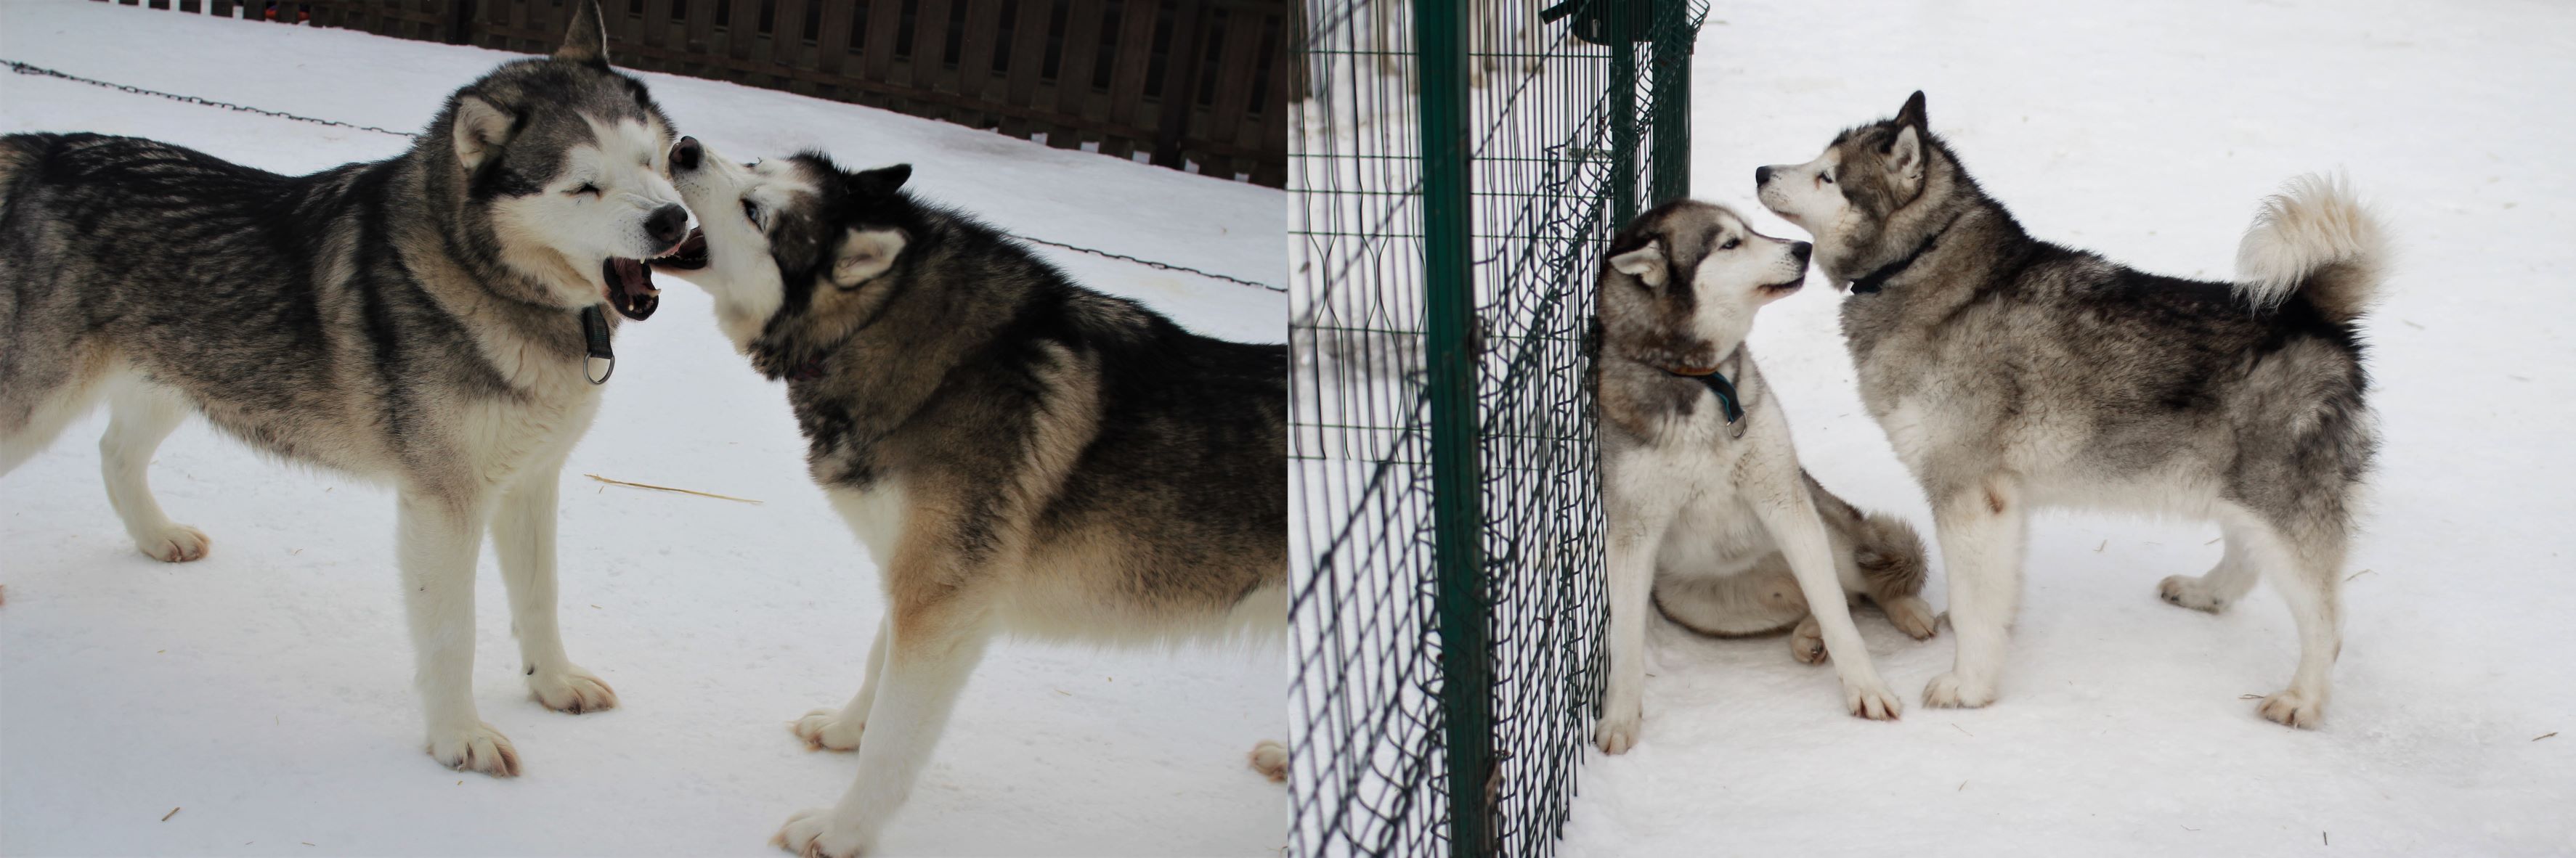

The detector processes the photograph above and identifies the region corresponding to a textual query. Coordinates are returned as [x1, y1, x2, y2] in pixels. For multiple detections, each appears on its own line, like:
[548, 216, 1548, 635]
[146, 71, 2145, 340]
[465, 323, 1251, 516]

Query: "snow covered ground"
[1560, 1, 2576, 855]
[0, 2, 1284, 855]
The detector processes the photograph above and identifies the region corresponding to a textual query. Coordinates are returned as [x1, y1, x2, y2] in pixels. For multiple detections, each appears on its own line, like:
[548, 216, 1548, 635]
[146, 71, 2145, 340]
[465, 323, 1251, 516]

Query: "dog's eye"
[568, 183, 602, 197]
[741, 197, 763, 226]
[1819, 171, 1835, 185]
[1720, 237, 1741, 250]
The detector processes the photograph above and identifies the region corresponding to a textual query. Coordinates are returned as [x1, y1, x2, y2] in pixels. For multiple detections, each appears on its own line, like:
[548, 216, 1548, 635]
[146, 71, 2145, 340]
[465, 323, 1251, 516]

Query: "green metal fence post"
[1415, 0, 1489, 854]
[1649, 1, 1692, 205]
[1609, 0, 1639, 225]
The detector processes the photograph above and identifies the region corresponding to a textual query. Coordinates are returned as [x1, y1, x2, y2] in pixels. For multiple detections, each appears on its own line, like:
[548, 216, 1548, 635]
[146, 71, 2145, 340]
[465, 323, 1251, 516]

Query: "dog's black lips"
[652, 227, 709, 271]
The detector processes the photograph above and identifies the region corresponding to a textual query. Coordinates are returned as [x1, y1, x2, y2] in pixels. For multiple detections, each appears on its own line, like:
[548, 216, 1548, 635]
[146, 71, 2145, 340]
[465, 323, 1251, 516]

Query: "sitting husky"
[1594, 199, 1925, 754]
[1651, 470, 1936, 664]
[1758, 92, 2384, 727]
[649, 138, 1286, 857]
[0, 1, 694, 774]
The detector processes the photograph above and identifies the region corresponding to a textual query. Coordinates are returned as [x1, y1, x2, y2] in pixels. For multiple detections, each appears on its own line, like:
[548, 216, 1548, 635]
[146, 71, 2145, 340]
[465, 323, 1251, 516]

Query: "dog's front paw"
[1845, 679, 1903, 720]
[426, 722, 521, 777]
[1789, 616, 1827, 664]
[773, 808, 871, 858]
[2256, 690, 2325, 729]
[1248, 740, 1288, 783]
[1594, 707, 1642, 754]
[134, 524, 211, 563]
[791, 708, 864, 751]
[527, 666, 618, 714]
[1922, 672, 1996, 709]
[1883, 595, 1939, 640]
[2157, 575, 2231, 613]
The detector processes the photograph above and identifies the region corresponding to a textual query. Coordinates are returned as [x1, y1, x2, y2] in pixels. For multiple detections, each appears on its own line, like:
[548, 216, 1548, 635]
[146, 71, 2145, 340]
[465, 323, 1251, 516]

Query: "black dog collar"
[580, 305, 615, 385]
[1848, 231, 1941, 295]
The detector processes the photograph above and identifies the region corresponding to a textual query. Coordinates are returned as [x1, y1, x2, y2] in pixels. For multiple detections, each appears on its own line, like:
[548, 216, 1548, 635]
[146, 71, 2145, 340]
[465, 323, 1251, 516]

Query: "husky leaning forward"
[1593, 200, 1933, 754]
[1758, 92, 2384, 727]
[0, 2, 697, 772]
[649, 138, 1285, 857]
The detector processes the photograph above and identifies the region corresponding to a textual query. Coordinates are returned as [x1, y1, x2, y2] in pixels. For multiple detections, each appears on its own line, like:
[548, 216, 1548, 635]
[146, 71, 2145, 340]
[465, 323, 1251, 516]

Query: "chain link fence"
[1287, 0, 1702, 854]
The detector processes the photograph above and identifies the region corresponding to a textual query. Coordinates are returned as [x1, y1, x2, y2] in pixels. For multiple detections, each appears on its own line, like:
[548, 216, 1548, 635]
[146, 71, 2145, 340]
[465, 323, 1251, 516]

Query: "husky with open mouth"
[651, 138, 1285, 857]
[0, 1, 702, 775]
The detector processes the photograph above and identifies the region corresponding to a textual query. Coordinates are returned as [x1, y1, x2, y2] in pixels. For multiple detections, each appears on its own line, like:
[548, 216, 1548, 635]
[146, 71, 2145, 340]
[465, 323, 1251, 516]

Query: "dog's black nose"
[646, 204, 689, 248]
[1790, 241, 1813, 264]
[672, 136, 702, 172]
[1755, 165, 1774, 186]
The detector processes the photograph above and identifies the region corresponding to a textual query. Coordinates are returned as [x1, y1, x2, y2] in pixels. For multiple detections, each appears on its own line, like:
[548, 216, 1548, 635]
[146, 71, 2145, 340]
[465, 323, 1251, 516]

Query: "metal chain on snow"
[4, 58, 1283, 293]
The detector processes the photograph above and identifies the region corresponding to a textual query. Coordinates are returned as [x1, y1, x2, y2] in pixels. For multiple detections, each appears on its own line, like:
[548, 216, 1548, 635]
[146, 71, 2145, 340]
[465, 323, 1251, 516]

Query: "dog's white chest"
[826, 479, 910, 569]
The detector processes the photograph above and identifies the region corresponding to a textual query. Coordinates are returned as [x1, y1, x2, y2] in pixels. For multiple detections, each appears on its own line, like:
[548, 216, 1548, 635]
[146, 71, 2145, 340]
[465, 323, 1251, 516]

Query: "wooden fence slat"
[123, 0, 1283, 187]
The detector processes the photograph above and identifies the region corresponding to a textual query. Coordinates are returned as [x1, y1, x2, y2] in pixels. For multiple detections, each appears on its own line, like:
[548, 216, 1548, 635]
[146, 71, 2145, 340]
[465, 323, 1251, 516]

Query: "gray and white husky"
[650, 138, 1286, 857]
[1593, 199, 1936, 754]
[1758, 92, 2385, 727]
[0, 1, 699, 773]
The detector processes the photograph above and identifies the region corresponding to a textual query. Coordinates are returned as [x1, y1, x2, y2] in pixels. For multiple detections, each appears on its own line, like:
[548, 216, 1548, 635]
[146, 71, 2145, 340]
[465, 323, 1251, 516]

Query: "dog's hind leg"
[2157, 520, 2261, 613]
[776, 585, 993, 857]
[99, 380, 209, 563]
[792, 616, 889, 752]
[1922, 478, 2028, 710]
[399, 483, 518, 776]
[493, 460, 617, 715]
[0, 366, 108, 477]
[2231, 508, 2344, 728]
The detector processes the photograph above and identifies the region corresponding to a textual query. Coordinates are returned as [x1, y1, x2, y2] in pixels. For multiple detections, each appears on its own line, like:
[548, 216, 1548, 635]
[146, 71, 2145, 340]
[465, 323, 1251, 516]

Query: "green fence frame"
[1290, 0, 1702, 854]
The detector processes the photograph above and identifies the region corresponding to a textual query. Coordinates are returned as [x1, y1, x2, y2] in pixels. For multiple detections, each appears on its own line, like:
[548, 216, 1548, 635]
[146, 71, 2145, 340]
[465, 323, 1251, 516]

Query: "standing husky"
[650, 138, 1286, 857]
[1758, 92, 2384, 727]
[0, 1, 697, 773]
[1594, 199, 1930, 754]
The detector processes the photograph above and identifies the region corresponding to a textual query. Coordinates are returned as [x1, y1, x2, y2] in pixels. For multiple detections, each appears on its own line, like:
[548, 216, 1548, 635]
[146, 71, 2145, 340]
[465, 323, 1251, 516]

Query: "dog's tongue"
[603, 258, 659, 321]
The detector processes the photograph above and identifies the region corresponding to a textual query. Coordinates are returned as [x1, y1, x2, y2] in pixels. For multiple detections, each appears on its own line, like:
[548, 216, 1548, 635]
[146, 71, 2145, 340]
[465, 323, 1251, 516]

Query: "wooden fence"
[105, 0, 1286, 187]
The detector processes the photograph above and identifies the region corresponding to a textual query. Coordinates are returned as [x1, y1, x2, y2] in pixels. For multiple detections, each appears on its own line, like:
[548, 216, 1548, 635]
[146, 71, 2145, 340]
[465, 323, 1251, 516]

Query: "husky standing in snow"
[0, 1, 698, 773]
[649, 138, 1285, 857]
[1757, 91, 2384, 727]
[1593, 199, 1936, 754]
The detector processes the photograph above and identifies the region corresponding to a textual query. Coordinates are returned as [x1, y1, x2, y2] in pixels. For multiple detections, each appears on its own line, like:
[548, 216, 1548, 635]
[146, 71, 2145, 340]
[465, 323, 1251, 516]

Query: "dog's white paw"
[1883, 595, 1940, 640]
[2157, 575, 2231, 613]
[791, 708, 864, 751]
[1845, 679, 1903, 720]
[773, 808, 871, 858]
[1922, 671, 1996, 709]
[1789, 617, 1827, 664]
[134, 524, 210, 563]
[2256, 690, 2325, 729]
[426, 722, 521, 777]
[1594, 707, 1642, 754]
[527, 666, 618, 714]
[1248, 739, 1288, 783]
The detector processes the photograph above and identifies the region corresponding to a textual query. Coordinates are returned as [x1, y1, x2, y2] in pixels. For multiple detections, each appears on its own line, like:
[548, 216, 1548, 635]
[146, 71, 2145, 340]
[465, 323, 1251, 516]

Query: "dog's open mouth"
[604, 229, 708, 321]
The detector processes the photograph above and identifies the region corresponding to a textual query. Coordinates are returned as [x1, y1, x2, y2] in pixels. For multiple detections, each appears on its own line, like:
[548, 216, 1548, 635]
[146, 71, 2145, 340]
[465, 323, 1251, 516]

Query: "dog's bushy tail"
[1804, 471, 1930, 600]
[2235, 172, 2387, 325]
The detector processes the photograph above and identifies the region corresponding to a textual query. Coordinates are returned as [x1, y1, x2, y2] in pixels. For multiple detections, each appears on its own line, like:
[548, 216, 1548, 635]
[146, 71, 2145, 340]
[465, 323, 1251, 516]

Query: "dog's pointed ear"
[1608, 240, 1667, 287]
[1894, 90, 1927, 131]
[452, 94, 518, 173]
[1885, 124, 1923, 187]
[556, 0, 611, 67]
[833, 227, 910, 287]
[848, 164, 913, 197]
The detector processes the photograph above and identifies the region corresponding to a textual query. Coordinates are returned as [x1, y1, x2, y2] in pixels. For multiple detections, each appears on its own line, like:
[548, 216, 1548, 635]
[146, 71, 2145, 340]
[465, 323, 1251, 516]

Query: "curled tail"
[2235, 173, 2387, 324]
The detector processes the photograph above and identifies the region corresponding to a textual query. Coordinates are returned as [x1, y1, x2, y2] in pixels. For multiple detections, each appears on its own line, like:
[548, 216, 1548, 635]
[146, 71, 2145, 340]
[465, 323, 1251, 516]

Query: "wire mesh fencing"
[1287, 0, 1702, 854]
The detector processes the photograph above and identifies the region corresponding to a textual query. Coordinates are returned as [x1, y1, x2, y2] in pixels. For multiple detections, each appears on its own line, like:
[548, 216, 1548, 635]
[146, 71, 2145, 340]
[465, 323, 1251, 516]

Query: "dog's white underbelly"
[1609, 412, 1775, 580]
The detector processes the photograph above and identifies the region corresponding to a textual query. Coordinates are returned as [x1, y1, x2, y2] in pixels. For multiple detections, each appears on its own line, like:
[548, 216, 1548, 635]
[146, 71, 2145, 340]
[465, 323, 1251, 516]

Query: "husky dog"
[650, 138, 1285, 856]
[0, 1, 699, 773]
[1594, 199, 1930, 754]
[1757, 92, 2384, 727]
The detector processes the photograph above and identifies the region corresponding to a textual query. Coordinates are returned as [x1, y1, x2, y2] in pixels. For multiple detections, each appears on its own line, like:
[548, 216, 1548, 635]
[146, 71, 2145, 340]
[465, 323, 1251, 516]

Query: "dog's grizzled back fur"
[754, 153, 1287, 620]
